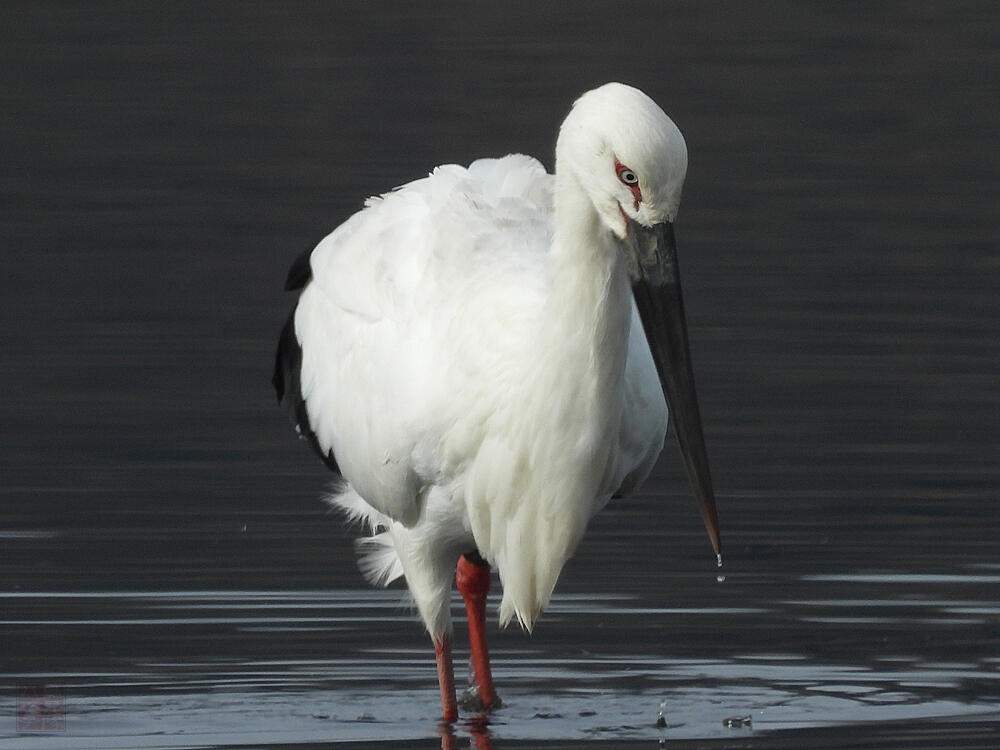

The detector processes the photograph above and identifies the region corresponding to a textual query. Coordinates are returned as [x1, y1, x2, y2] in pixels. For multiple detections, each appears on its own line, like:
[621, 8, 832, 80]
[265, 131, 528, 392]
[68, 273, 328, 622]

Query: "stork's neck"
[543, 168, 633, 421]
[549, 168, 632, 333]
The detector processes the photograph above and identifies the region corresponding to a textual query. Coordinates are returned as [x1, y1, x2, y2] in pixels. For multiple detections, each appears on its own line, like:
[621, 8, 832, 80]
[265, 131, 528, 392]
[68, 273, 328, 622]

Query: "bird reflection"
[439, 714, 493, 750]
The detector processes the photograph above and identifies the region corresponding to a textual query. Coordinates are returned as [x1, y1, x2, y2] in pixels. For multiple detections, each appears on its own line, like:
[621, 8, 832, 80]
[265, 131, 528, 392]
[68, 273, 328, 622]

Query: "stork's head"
[556, 82, 688, 240]
[557, 83, 721, 560]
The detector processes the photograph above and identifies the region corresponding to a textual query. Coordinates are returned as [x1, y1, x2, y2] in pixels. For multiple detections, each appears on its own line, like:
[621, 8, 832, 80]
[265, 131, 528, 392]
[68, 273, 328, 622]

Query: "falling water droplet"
[716, 553, 724, 568]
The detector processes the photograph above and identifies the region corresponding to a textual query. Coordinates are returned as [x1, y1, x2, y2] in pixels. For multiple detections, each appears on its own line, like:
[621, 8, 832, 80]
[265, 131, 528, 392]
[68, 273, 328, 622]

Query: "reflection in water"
[439, 715, 493, 750]
[1, 588, 997, 745]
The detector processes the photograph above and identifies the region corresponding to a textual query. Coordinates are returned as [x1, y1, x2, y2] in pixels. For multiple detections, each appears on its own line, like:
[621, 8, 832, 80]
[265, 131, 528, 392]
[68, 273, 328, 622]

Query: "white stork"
[274, 82, 721, 721]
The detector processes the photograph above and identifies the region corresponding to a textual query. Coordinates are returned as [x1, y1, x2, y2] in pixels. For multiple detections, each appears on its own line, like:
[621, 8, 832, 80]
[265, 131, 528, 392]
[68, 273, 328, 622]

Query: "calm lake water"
[2, 2, 999, 748]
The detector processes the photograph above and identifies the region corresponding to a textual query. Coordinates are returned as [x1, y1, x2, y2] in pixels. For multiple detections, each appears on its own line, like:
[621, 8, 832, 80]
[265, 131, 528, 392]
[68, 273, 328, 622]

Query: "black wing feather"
[284, 247, 314, 291]
[273, 252, 341, 475]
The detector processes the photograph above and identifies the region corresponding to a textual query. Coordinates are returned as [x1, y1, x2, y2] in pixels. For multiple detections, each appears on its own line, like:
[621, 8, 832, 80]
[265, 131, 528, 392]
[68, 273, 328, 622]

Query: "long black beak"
[631, 222, 722, 558]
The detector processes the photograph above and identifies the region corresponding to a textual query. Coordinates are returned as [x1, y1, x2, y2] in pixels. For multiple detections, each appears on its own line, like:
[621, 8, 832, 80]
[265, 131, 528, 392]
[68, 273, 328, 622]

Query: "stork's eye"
[614, 159, 643, 209]
[618, 167, 638, 185]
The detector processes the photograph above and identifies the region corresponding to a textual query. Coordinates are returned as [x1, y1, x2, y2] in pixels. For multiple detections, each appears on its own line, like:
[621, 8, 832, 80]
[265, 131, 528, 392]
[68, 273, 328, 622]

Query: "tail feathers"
[326, 483, 404, 588]
[355, 533, 405, 587]
[325, 482, 387, 532]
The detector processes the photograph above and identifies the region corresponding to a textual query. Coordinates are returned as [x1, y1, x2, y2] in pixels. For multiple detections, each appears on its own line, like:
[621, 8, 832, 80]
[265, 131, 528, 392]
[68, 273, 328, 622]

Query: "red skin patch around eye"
[614, 157, 643, 210]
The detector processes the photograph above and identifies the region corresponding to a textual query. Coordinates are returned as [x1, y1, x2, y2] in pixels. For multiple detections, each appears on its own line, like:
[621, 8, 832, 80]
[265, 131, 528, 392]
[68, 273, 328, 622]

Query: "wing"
[276, 154, 553, 526]
[273, 302, 341, 474]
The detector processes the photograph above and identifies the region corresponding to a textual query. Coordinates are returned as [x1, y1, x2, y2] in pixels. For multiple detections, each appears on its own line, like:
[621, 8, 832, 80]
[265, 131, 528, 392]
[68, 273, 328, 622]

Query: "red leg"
[435, 635, 458, 723]
[456, 553, 499, 710]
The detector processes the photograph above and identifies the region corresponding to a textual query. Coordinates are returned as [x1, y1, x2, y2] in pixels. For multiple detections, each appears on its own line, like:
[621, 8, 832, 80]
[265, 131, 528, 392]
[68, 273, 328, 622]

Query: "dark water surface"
[2, 2, 999, 748]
